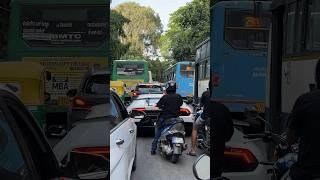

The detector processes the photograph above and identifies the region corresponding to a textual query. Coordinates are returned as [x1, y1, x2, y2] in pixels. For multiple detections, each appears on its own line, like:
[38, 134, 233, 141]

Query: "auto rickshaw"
[0, 62, 49, 130]
[110, 80, 125, 101]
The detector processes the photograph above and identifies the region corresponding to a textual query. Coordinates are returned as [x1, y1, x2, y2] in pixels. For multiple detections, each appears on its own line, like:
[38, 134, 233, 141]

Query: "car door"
[113, 92, 137, 172]
[0, 91, 61, 180]
[110, 94, 137, 180]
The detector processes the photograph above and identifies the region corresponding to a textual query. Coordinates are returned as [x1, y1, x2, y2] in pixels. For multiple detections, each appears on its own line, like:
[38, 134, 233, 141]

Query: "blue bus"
[164, 61, 194, 98]
[210, 1, 271, 114]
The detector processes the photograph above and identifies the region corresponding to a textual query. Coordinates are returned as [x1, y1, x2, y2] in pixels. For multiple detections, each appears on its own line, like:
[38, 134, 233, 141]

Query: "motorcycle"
[192, 104, 210, 153]
[157, 117, 188, 163]
[243, 131, 320, 180]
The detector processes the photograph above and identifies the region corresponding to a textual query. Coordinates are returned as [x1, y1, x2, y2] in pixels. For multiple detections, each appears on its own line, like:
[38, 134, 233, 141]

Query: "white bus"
[268, 0, 320, 132]
[194, 38, 210, 103]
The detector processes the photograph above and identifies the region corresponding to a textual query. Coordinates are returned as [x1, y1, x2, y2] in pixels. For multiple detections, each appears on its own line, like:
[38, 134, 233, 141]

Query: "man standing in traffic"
[188, 84, 211, 156]
[287, 59, 320, 180]
[151, 81, 183, 155]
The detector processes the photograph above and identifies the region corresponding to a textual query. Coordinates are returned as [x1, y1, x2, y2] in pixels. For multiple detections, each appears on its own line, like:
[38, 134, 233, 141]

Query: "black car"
[0, 88, 108, 180]
[66, 67, 110, 131]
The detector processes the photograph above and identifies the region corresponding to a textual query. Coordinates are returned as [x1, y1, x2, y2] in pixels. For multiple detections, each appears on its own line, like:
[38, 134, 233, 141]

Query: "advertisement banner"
[23, 57, 109, 105]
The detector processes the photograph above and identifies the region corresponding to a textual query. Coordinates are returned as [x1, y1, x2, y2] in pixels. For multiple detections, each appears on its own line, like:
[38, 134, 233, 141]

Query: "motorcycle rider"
[287, 59, 320, 180]
[188, 83, 211, 156]
[151, 81, 183, 155]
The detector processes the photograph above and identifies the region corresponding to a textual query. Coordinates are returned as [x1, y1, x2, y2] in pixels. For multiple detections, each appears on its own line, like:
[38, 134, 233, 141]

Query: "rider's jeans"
[151, 117, 167, 152]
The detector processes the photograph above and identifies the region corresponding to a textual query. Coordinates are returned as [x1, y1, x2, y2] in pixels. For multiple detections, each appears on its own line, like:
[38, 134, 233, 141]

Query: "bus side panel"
[176, 63, 193, 97]
[211, 5, 267, 112]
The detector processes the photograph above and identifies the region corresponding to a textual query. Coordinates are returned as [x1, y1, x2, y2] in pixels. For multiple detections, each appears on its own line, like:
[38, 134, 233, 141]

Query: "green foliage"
[161, 0, 210, 61]
[110, 10, 130, 60]
[114, 2, 163, 59]
[148, 59, 172, 82]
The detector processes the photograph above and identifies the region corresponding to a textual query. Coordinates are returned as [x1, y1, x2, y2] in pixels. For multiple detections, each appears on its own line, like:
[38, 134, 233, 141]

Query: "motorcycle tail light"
[179, 108, 191, 116]
[72, 146, 109, 159]
[72, 96, 92, 110]
[223, 147, 258, 172]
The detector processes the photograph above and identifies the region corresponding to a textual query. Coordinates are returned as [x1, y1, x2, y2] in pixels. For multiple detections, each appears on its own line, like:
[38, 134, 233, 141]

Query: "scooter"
[157, 117, 188, 163]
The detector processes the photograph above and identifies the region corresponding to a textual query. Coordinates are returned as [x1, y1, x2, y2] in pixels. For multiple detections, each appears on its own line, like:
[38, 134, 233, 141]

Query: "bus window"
[224, 9, 271, 50]
[21, 6, 108, 47]
[306, 0, 320, 51]
[206, 61, 210, 79]
[285, 3, 296, 54]
[180, 64, 194, 78]
[116, 62, 145, 76]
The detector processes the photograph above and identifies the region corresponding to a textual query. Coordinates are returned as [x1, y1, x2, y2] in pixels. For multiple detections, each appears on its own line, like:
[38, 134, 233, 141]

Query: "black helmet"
[166, 81, 176, 93]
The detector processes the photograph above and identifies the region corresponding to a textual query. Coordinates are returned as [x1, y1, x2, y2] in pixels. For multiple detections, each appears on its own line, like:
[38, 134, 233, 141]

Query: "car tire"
[132, 145, 137, 171]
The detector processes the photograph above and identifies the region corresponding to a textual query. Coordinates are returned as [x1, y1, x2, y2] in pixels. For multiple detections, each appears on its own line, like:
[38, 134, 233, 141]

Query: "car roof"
[135, 94, 163, 99]
[137, 83, 161, 86]
[85, 103, 110, 119]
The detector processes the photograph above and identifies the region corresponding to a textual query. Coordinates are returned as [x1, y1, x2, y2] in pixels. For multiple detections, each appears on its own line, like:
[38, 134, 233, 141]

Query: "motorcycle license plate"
[172, 137, 184, 144]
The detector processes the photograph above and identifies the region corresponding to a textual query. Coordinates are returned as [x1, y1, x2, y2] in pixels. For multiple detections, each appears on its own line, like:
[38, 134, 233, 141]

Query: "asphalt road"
[131, 136, 203, 180]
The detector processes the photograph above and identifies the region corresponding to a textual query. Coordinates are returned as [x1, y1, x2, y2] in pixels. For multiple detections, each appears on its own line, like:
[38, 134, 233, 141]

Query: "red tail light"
[223, 147, 258, 172]
[72, 96, 92, 109]
[179, 108, 191, 116]
[72, 146, 109, 159]
[132, 108, 146, 112]
[133, 92, 139, 96]
[213, 73, 220, 86]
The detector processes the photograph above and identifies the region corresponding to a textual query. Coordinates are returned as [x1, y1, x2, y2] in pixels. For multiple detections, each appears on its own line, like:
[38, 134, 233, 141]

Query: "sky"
[111, 0, 193, 31]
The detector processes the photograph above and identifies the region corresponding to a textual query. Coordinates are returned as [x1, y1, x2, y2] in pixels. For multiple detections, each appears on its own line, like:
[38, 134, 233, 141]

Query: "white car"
[126, 94, 194, 129]
[54, 91, 137, 180]
[109, 91, 137, 180]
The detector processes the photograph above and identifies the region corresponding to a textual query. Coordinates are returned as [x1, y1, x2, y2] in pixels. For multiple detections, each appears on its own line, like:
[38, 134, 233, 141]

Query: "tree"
[114, 2, 163, 59]
[110, 10, 130, 60]
[160, 0, 210, 61]
[148, 59, 172, 82]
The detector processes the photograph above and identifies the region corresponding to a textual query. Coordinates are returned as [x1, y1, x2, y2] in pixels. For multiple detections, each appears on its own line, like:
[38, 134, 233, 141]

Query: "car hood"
[53, 120, 110, 162]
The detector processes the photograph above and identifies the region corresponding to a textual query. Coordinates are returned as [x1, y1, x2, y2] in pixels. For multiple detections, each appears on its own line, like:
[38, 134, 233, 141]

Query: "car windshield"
[84, 75, 108, 95]
[137, 85, 162, 94]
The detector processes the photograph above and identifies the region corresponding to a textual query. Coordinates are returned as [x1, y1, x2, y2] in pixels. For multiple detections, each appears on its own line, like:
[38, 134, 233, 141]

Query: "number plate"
[172, 137, 184, 144]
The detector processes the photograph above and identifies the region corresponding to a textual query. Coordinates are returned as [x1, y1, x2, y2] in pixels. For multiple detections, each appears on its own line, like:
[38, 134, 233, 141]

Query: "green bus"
[111, 60, 149, 101]
[5, 0, 110, 133]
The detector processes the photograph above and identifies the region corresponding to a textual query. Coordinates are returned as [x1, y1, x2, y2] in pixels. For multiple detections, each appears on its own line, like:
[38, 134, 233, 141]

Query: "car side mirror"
[193, 154, 210, 180]
[66, 89, 77, 97]
[64, 151, 108, 180]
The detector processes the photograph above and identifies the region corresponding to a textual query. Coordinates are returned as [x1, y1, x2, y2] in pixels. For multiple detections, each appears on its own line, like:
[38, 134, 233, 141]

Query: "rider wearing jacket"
[287, 59, 320, 180]
[151, 81, 183, 155]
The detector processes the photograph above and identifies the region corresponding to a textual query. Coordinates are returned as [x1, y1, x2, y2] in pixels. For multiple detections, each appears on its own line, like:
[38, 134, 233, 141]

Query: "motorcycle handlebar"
[243, 132, 288, 145]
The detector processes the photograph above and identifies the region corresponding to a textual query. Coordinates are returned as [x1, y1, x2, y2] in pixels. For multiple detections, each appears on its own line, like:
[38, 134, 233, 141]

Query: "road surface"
[131, 136, 203, 180]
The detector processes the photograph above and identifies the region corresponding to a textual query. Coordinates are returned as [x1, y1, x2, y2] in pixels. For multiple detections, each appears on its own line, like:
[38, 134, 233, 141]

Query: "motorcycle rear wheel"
[171, 154, 179, 163]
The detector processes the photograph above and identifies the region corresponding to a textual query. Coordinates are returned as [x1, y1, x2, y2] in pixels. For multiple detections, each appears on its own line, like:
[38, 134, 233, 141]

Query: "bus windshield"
[180, 64, 194, 78]
[21, 6, 108, 47]
[116, 62, 145, 77]
[224, 9, 271, 50]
